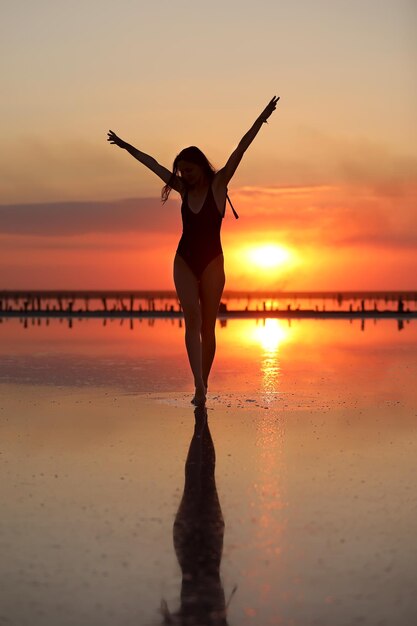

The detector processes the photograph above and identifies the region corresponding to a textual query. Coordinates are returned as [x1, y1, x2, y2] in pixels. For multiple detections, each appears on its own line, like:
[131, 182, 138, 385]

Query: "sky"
[0, 0, 416, 290]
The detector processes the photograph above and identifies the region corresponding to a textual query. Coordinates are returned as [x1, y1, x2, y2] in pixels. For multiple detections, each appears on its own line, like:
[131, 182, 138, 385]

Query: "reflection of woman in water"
[161, 407, 232, 625]
[107, 96, 279, 405]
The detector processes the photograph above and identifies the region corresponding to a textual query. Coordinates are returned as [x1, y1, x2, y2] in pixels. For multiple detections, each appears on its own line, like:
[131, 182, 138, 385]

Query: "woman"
[107, 96, 279, 405]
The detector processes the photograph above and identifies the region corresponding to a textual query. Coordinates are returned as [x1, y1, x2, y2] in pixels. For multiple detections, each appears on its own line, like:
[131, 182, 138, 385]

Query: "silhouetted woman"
[107, 96, 279, 405]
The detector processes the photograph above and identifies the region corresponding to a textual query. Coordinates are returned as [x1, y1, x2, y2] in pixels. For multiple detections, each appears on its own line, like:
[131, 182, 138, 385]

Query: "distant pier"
[0, 289, 416, 319]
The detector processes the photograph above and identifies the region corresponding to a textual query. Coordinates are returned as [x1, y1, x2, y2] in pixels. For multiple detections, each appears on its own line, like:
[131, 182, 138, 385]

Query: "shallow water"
[1, 318, 416, 625]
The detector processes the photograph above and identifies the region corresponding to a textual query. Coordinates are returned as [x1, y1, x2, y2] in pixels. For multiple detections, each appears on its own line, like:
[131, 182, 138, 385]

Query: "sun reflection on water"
[252, 318, 289, 353]
[252, 341, 287, 608]
[253, 319, 289, 400]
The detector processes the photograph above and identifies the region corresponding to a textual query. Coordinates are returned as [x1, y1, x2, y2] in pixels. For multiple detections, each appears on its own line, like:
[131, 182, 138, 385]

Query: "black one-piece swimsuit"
[176, 184, 224, 280]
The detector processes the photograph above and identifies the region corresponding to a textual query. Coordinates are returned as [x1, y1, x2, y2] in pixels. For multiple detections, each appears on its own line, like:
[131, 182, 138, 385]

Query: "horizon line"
[1, 288, 417, 298]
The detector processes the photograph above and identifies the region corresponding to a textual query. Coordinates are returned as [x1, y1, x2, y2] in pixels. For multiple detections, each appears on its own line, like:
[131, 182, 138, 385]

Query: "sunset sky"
[1, 0, 416, 290]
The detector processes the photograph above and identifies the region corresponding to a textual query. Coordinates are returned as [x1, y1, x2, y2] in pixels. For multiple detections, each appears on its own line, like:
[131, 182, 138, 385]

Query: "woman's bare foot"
[191, 385, 206, 406]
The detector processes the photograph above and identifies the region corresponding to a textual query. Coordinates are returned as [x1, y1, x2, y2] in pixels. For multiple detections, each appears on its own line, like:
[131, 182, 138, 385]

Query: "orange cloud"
[226, 181, 417, 249]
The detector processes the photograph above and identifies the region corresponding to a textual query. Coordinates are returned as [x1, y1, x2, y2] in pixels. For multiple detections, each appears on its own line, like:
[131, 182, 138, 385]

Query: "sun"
[247, 244, 292, 269]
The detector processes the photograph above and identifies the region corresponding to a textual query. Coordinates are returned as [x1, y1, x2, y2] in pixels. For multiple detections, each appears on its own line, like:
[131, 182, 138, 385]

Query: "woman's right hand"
[107, 130, 126, 148]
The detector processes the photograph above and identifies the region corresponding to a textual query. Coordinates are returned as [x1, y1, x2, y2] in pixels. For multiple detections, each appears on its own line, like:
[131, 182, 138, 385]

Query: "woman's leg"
[199, 254, 225, 390]
[173, 254, 206, 403]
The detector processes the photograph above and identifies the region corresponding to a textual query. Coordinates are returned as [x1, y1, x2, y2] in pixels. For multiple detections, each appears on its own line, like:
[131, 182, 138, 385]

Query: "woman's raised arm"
[216, 96, 279, 186]
[107, 130, 184, 193]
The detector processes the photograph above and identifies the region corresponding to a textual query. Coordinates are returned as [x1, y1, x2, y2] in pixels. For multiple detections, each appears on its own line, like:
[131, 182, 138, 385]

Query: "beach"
[2, 0, 416, 622]
[1, 317, 416, 625]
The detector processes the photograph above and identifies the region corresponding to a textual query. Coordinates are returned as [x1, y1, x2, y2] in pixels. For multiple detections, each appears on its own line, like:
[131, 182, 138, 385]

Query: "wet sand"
[1, 381, 416, 625]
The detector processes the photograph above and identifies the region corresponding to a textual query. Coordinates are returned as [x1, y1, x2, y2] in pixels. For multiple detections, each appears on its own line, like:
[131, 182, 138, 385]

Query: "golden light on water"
[227, 319, 293, 356]
[231, 319, 292, 397]
[252, 319, 290, 353]
[254, 320, 287, 397]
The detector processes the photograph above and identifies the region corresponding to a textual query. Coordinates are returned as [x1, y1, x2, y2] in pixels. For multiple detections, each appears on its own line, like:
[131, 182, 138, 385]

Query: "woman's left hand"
[107, 130, 127, 148]
[260, 95, 280, 123]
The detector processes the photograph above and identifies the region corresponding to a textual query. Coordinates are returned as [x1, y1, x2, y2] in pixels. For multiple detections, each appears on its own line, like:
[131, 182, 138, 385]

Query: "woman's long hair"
[162, 146, 216, 203]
